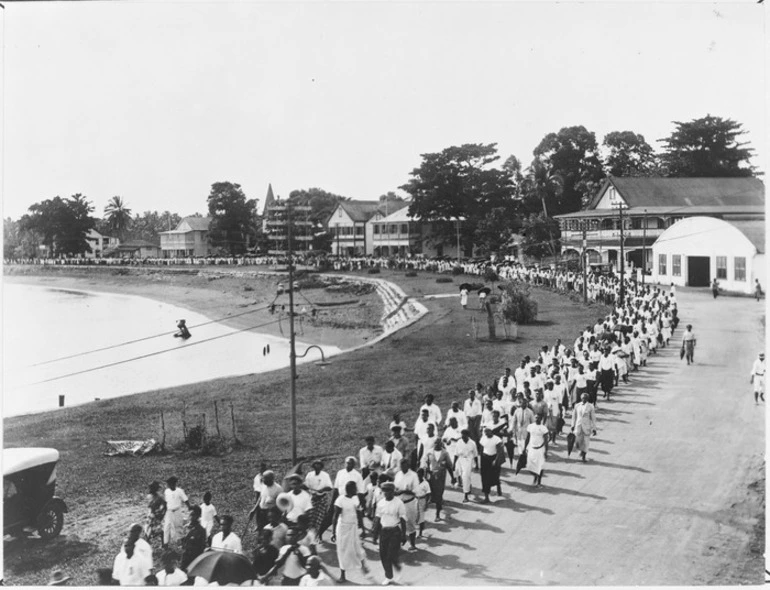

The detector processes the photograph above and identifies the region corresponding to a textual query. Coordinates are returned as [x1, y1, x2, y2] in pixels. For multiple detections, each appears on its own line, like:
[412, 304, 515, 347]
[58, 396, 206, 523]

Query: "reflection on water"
[2, 284, 338, 417]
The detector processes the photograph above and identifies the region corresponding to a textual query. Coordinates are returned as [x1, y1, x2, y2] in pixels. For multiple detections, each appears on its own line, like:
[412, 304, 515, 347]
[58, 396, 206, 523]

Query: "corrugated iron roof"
[338, 200, 383, 222]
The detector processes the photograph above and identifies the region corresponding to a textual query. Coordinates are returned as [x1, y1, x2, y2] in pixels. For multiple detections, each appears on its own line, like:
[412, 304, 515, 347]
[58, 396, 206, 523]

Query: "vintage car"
[3, 447, 68, 539]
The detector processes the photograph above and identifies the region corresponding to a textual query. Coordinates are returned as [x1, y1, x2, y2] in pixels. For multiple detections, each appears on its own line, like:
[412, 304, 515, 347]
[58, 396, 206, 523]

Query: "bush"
[296, 276, 328, 290]
[405, 271, 418, 277]
[200, 435, 231, 456]
[499, 280, 538, 324]
[367, 267, 381, 274]
[185, 425, 206, 450]
[484, 266, 499, 282]
[436, 277, 454, 284]
[452, 266, 463, 275]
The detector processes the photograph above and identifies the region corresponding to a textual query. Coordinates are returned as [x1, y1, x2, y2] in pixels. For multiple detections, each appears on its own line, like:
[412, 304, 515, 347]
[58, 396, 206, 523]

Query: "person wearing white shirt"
[393, 460, 420, 551]
[479, 428, 503, 503]
[441, 417, 462, 462]
[200, 492, 219, 538]
[413, 409, 437, 442]
[464, 390, 483, 442]
[334, 457, 365, 498]
[251, 470, 283, 530]
[163, 476, 190, 548]
[444, 401, 467, 431]
[372, 483, 406, 585]
[598, 348, 616, 400]
[156, 552, 189, 586]
[285, 474, 314, 524]
[359, 436, 384, 479]
[751, 352, 766, 404]
[211, 515, 243, 554]
[514, 360, 528, 395]
[380, 440, 403, 477]
[452, 430, 479, 502]
[417, 423, 438, 468]
[419, 394, 442, 425]
[112, 540, 151, 586]
[497, 368, 515, 399]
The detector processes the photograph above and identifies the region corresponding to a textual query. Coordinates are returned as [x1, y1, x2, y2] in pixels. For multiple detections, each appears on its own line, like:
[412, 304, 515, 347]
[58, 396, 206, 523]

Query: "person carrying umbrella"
[571, 392, 597, 463]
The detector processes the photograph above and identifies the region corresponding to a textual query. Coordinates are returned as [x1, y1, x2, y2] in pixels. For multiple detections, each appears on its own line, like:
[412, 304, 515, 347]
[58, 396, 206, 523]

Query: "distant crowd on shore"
[98, 271, 686, 586]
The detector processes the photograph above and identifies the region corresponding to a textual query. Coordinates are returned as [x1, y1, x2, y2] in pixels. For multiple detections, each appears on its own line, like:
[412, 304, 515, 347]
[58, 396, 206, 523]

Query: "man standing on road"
[571, 392, 597, 463]
[751, 352, 765, 404]
[453, 429, 478, 503]
[598, 348, 616, 401]
[682, 324, 697, 365]
[372, 482, 406, 586]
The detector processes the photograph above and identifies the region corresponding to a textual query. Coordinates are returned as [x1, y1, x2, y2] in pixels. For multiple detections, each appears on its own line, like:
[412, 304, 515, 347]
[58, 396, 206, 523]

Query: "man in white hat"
[751, 352, 765, 404]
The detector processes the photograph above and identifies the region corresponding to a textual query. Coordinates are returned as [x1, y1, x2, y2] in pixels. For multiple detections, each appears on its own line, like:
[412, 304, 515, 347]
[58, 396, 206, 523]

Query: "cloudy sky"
[1, 1, 765, 220]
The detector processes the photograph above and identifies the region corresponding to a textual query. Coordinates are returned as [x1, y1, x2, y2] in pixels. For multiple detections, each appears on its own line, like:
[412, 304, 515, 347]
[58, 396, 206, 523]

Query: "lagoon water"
[2, 284, 339, 417]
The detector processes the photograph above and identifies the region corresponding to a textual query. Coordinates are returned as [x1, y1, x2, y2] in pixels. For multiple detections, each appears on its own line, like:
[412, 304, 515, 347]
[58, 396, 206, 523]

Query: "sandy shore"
[3, 266, 384, 350]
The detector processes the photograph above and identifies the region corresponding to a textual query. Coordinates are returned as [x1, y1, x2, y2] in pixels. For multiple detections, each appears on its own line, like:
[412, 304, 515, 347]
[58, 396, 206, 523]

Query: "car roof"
[3, 448, 60, 476]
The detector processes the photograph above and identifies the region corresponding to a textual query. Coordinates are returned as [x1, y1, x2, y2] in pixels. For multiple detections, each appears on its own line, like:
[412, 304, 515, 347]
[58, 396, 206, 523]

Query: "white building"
[84, 229, 119, 258]
[651, 216, 765, 294]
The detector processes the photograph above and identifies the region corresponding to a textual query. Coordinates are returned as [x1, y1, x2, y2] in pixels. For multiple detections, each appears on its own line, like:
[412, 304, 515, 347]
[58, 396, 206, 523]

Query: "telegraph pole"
[641, 208, 647, 286]
[618, 203, 626, 306]
[582, 221, 588, 303]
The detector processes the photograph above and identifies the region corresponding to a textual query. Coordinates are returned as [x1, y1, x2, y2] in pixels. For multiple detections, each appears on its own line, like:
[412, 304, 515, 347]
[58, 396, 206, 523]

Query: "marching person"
[682, 324, 697, 366]
[393, 459, 419, 551]
[359, 436, 384, 480]
[453, 429, 478, 503]
[424, 439, 454, 522]
[211, 515, 243, 554]
[479, 427, 503, 503]
[162, 476, 190, 549]
[571, 392, 597, 463]
[331, 481, 369, 583]
[524, 414, 549, 487]
[751, 351, 766, 404]
[372, 482, 407, 586]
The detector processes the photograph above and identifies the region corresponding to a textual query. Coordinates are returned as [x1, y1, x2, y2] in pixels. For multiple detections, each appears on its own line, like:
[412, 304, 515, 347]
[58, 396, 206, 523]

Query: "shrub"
[185, 425, 206, 450]
[484, 266, 499, 283]
[452, 266, 463, 276]
[296, 276, 328, 290]
[367, 267, 381, 274]
[499, 280, 538, 324]
[436, 277, 454, 284]
[200, 435, 231, 456]
[405, 271, 418, 277]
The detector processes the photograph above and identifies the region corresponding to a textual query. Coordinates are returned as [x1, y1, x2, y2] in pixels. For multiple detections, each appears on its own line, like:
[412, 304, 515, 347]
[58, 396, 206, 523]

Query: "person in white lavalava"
[162, 476, 190, 549]
[452, 429, 478, 503]
[681, 324, 696, 365]
[571, 392, 597, 463]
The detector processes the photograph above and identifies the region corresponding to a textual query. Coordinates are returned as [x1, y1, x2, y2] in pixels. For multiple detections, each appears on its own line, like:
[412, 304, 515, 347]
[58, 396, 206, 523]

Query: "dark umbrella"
[515, 449, 528, 474]
[186, 549, 256, 585]
[459, 283, 474, 291]
[477, 287, 492, 296]
[567, 432, 576, 456]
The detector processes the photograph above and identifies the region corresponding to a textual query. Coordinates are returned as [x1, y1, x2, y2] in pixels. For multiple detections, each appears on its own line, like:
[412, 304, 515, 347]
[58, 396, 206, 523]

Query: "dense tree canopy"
[286, 188, 349, 226]
[20, 194, 96, 256]
[207, 182, 258, 256]
[401, 143, 515, 250]
[659, 115, 756, 177]
[520, 158, 563, 217]
[126, 211, 182, 243]
[520, 213, 561, 260]
[603, 131, 659, 177]
[532, 126, 605, 214]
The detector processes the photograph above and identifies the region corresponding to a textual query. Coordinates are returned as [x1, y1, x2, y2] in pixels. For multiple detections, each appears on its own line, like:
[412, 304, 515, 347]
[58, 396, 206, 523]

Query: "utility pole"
[456, 219, 461, 266]
[641, 208, 647, 286]
[266, 201, 312, 465]
[581, 221, 588, 303]
[618, 203, 626, 306]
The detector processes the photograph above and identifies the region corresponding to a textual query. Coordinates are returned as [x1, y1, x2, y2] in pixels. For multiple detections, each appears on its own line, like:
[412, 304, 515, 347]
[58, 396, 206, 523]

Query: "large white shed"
[651, 216, 765, 294]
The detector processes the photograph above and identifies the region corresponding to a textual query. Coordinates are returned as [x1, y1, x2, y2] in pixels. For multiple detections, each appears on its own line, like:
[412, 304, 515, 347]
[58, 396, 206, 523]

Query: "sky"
[1, 1, 766, 221]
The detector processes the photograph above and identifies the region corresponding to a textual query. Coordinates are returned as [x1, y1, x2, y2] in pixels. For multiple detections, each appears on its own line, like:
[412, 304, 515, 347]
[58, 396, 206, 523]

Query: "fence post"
[160, 410, 166, 450]
[230, 402, 239, 444]
[214, 401, 222, 438]
[182, 401, 188, 440]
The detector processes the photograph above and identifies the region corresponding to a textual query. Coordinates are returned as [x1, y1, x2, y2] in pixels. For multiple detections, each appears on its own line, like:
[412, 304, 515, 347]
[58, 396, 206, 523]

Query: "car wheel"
[37, 505, 64, 539]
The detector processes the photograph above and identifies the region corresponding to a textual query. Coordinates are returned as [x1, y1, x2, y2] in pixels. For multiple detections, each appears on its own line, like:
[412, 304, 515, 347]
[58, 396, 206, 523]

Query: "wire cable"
[19, 316, 285, 389]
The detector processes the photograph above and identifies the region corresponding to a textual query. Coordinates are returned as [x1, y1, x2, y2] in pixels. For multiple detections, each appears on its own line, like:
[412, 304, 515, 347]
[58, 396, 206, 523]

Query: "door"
[687, 256, 710, 287]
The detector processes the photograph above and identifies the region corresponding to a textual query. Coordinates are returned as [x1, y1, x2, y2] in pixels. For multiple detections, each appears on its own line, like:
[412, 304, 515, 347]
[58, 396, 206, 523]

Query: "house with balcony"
[159, 216, 212, 258]
[554, 176, 765, 273]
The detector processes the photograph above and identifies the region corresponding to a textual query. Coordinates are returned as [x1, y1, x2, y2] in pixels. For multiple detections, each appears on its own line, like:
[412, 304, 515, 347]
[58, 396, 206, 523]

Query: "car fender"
[46, 497, 68, 514]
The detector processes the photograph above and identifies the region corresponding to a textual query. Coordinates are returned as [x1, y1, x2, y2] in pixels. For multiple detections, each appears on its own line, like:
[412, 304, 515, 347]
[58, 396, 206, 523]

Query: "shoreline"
[3, 266, 384, 351]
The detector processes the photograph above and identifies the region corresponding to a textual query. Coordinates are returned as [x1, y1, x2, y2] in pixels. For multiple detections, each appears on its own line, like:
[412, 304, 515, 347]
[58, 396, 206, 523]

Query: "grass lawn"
[2, 267, 610, 585]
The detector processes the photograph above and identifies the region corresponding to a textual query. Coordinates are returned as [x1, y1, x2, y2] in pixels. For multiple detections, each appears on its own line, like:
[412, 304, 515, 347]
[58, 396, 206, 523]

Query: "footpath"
[336, 289, 766, 586]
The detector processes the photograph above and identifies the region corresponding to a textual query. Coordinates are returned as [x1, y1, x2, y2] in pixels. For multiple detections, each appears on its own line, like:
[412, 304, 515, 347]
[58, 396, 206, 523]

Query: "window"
[658, 254, 667, 275]
[389, 225, 398, 234]
[672, 255, 681, 277]
[735, 257, 746, 281]
[355, 226, 364, 236]
[716, 256, 727, 279]
[373, 224, 380, 235]
[400, 224, 408, 234]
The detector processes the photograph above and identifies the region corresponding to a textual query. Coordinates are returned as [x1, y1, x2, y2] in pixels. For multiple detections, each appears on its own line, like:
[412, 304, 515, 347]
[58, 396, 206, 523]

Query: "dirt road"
[333, 288, 765, 586]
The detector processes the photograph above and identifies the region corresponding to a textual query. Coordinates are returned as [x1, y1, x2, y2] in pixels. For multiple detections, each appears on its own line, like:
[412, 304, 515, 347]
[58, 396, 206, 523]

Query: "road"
[327, 288, 765, 586]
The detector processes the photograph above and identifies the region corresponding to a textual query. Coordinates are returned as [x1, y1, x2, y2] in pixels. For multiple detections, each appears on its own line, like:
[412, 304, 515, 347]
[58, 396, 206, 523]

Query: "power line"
[19, 316, 286, 389]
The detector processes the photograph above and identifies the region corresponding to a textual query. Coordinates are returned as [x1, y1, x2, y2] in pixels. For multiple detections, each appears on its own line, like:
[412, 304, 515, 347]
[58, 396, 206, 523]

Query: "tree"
[533, 126, 605, 214]
[103, 196, 132, 240]
[400, 143, 515, 251]
[659, 115, 757, 177]
[603, 131, 659, 177]
[286, 188, 349, 226]
[499, 281, 538, 324]
[20, 194, 96, 256]
[520, 213, 561, 260]
[520, 158, 563, 217]
[207, 182, 258, 256]
[378, 191, 408, 213]
[474, 206, 520, 256]
[126, 211, 182, 243]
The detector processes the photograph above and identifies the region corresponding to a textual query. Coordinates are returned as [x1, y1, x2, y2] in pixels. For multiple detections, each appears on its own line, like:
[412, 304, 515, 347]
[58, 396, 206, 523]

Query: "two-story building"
[159, 216, 212, 258]
[84, 229, 119, 258]
[555, 176, 765, 274]
[367, 207, 470, 259]
[327, 201, 383, 256]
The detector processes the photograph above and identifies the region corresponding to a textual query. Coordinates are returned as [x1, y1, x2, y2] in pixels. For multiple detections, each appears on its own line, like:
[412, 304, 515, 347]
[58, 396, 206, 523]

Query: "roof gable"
[338, 200, 382, 222]
[176, 216, 211, 232]
[591, 177, 764, 210]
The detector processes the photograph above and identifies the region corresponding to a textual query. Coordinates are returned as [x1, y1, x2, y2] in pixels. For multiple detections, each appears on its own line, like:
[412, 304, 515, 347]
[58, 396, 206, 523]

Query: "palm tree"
[525, 159, 562, 218]
[104, 196, 132, 241]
